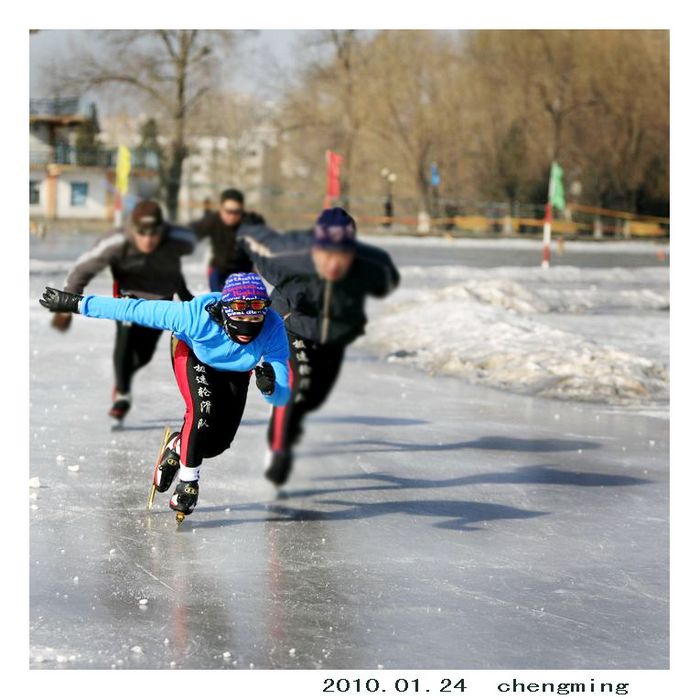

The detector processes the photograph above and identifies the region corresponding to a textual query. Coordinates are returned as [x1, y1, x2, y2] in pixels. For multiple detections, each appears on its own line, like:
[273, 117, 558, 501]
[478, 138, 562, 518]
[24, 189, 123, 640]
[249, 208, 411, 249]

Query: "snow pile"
[360, 267, 668, 406]
[399, 265, 669, 312]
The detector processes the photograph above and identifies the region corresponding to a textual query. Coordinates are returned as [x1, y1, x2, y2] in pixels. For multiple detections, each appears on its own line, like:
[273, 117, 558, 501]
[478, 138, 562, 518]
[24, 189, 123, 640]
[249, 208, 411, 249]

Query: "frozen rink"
[29, 235, 668, 669]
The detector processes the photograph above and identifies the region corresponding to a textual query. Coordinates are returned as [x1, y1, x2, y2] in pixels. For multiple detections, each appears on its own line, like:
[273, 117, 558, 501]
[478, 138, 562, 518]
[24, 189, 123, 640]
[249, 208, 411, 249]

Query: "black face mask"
[223, 317, 264, 344]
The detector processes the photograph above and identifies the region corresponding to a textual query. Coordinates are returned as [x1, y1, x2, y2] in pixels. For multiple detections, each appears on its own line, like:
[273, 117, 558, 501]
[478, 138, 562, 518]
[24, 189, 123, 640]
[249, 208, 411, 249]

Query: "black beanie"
[313, 207, 357, 250]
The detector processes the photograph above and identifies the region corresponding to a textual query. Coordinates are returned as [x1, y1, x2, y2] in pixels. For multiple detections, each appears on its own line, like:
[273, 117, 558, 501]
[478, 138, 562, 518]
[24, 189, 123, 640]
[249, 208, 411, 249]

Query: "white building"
[179, 121, 281, 221]
[30, 99, 159, 222]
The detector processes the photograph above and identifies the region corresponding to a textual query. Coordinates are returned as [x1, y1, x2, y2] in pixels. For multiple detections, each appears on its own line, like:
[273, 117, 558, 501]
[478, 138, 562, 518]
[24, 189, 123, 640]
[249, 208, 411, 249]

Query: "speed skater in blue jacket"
[40, 272, 290, 520]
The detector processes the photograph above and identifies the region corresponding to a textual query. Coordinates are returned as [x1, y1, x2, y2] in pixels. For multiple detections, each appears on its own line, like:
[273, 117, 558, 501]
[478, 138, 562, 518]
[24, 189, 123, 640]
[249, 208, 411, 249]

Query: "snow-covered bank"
[358, 266, 669, 408]
[30, 253, 669, 408]
[362, 234, 669, 255]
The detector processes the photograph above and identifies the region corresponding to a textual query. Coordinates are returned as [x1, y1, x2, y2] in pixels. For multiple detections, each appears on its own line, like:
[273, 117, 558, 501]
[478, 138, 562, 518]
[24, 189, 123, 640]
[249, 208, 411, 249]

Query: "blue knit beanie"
[313, 207, 357, 250]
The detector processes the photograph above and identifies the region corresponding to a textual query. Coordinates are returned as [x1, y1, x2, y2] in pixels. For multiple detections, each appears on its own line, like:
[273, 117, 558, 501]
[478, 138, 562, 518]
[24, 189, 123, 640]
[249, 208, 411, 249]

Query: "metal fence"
[29, 146, 160, 170]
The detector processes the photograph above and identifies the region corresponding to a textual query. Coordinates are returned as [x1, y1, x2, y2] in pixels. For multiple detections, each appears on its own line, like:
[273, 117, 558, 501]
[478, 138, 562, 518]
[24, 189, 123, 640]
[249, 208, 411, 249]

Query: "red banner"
[325, 150, 343, 205]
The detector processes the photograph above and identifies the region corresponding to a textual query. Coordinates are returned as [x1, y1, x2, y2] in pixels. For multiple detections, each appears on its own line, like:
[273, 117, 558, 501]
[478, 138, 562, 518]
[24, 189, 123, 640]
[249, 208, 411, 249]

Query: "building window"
[30, 180, 40, 205]
[70, 182, 89, 207]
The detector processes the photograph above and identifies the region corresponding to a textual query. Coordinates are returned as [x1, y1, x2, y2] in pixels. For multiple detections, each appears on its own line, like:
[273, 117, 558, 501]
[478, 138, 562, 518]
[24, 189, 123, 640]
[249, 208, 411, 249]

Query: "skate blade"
[147, 484, 156, 511]
[146, 426, 172, 511]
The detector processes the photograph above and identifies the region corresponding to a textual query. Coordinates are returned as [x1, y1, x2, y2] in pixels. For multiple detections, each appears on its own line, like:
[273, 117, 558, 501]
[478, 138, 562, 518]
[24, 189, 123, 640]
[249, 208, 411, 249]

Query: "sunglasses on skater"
[135, 226, 163, 237]
[223, 298, 270, 312]
[222, 207, 243, 215]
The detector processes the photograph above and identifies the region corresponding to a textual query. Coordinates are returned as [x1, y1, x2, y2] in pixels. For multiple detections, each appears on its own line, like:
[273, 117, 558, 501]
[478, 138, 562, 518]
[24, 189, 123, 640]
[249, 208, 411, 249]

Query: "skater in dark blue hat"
[238, 207, 400, 487]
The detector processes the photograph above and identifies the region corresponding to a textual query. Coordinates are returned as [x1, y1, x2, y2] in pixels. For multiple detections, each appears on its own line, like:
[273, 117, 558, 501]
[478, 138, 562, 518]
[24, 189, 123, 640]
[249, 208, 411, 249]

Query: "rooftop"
[29, 97, 91, 125]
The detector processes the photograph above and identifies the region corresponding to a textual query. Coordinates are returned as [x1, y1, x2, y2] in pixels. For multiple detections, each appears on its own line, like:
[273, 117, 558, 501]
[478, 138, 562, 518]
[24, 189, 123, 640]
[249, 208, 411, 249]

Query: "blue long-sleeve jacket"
[79, 293, 291, 406]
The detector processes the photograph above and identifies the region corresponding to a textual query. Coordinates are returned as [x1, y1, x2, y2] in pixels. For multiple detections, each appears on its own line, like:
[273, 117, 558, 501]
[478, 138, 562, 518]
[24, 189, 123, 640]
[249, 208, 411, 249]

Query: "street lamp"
[381, 169, 397, 229]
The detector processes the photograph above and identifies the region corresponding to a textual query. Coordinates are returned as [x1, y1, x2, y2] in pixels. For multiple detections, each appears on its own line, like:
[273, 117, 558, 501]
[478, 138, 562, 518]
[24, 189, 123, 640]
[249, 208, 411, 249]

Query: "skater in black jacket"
[56, 200, 196, 421]
[190, 188, 266, 292]
[238, 207, 400, 486]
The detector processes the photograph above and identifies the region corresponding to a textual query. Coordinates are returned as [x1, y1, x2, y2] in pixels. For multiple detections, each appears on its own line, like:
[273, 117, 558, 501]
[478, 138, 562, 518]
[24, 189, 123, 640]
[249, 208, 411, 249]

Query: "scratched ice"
[29, 233, 668, 669]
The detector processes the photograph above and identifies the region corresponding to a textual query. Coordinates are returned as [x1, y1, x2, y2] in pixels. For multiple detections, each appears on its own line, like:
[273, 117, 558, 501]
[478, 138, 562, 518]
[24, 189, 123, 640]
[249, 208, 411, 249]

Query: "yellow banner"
[115, 145, 131, 196]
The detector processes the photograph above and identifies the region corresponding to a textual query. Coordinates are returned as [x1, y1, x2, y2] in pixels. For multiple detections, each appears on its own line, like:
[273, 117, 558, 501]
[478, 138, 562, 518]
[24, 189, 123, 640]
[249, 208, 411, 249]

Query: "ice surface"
[29, 235, 668, 669]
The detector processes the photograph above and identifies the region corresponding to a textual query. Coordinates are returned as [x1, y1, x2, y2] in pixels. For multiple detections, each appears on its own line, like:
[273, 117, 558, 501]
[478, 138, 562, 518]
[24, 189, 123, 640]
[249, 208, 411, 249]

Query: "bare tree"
[293, 30, 670, 219]
[361, 31, 452, 215]
[47, 30, 244, 220]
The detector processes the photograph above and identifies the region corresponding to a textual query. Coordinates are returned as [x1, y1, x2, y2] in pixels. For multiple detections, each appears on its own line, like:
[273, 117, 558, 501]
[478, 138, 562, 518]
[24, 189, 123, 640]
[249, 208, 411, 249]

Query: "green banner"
[549, 161, 566, 212]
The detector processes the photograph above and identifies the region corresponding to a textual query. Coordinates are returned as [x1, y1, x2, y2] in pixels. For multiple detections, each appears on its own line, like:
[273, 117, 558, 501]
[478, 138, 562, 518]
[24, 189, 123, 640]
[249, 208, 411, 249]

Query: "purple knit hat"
[313, 207, 357, 250]
[221, 272, 269, 318]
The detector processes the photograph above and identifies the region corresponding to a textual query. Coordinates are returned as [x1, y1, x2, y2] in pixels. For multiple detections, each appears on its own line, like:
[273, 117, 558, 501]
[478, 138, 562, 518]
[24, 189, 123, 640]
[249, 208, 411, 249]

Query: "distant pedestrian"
[190, 188, 266, 292]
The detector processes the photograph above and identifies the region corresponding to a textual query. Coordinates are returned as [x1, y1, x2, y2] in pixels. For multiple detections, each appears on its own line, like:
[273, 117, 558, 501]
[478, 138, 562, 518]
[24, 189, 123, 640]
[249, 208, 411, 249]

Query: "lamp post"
[381, 168, 396, 229]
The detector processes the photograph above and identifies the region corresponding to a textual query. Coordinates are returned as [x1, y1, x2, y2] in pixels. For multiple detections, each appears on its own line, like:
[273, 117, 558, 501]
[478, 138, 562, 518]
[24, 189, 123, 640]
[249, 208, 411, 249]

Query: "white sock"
[179, 464, 200, 482]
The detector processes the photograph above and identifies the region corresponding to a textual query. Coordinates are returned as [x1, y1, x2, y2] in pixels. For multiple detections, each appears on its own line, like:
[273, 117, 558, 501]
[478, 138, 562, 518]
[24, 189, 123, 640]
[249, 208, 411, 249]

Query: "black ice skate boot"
[265, 450, 294, 487]
[169, 480, 199, 523]
[154, 433, 181, 493]
[109, 391, 131, 421]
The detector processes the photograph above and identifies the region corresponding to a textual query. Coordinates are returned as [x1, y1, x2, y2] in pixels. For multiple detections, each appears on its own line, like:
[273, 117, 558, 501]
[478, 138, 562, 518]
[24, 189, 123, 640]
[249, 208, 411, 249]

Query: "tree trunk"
[164, 31, 193, 222]
[165, 141, 187, 221]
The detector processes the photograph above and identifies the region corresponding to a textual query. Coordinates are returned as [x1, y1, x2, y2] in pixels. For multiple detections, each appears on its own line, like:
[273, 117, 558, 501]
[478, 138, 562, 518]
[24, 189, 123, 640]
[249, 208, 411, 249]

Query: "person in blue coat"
[40, 272, 290, 518]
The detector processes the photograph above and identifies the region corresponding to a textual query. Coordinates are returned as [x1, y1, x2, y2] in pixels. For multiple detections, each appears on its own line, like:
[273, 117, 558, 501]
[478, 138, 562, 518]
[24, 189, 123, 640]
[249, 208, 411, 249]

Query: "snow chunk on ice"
[29, 477, 41, 488]
[130, 646, 143, 655]
[67, 464, 80, 472]
[360, 266, 668, 406]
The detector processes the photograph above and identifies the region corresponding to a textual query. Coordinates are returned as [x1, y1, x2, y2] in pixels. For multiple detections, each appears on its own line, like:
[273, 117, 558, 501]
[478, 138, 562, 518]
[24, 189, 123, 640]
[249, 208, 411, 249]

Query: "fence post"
[593, 216, 603, 239]
[503, 215, 513, 235]
[417, 210, 431, 234]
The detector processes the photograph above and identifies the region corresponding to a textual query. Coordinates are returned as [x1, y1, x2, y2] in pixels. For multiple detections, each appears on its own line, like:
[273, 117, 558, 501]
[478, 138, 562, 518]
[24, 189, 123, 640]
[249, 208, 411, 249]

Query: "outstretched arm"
[237, 224, 311, 287]
[63, 231, 125, 294]
[357, 244, 401, 298]
[39, 287, 194, 335]
[79, 295, 194, 334]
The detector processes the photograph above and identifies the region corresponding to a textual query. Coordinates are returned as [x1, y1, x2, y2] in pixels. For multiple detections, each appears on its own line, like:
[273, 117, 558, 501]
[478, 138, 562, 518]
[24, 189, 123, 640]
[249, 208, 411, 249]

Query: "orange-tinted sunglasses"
[223, 299, 270, 312]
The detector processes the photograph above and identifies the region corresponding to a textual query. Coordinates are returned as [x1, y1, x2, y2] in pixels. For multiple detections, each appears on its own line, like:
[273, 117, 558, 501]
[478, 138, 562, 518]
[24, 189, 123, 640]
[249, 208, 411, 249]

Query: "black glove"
[254, 362, 276, 395]
[39, 287, 82, 314]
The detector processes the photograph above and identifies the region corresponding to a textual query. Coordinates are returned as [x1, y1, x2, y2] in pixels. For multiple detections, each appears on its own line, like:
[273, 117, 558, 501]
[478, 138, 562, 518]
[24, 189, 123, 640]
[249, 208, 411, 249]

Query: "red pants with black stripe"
[171, 337, 250, 468]
[268, 333, 345, 453]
